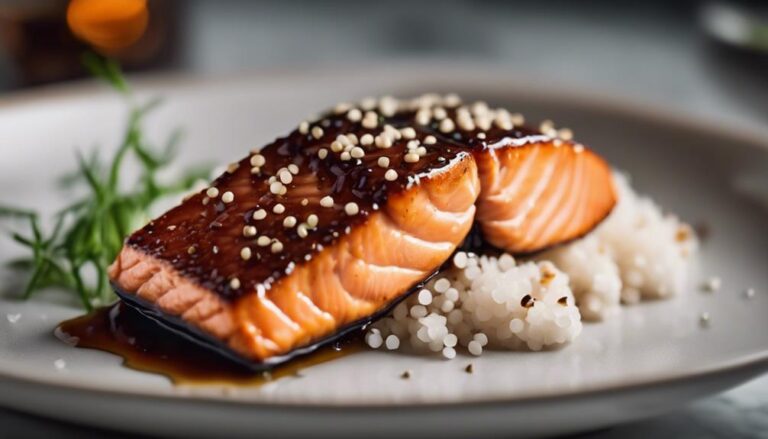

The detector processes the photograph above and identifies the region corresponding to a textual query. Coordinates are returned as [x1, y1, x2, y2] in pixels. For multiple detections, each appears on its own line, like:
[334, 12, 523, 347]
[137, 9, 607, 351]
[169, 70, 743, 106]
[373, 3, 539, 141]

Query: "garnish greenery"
[0, 53, 210, 310]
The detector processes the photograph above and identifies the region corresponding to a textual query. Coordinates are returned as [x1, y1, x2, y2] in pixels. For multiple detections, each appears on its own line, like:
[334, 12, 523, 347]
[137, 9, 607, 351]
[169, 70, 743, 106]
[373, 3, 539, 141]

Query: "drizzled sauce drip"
[55, 303, 363, 385]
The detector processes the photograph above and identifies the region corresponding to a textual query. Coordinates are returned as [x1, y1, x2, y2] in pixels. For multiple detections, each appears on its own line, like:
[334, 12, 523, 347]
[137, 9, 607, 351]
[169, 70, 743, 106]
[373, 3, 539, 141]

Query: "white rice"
[366, 171, 697, 355]
[367, 254, 582, 357]
[541, 173, 697, 317]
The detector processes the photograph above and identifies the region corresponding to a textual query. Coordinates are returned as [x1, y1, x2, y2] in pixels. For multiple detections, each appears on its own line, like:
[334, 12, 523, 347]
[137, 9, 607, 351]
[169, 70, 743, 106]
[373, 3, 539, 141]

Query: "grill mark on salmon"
[109, 94, 615, 365]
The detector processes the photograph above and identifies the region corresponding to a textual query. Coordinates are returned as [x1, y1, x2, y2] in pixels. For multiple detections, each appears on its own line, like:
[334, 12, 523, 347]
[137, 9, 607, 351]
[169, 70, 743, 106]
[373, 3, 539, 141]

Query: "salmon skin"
[109, 94, 615, 367]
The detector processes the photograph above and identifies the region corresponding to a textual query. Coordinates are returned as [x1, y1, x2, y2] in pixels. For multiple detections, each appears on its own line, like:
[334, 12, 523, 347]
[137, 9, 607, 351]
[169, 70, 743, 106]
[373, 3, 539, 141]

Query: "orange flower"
[67, 0, 149, 52]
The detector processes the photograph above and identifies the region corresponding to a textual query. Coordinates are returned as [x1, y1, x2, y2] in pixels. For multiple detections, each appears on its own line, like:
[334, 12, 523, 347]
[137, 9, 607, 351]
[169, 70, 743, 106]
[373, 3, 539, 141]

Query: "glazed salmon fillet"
[109, 94, 615, 365]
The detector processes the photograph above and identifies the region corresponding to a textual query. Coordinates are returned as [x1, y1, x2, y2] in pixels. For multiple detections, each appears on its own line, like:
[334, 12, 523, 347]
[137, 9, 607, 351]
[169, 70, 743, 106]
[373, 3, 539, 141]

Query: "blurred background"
[0, 0, 767, 134]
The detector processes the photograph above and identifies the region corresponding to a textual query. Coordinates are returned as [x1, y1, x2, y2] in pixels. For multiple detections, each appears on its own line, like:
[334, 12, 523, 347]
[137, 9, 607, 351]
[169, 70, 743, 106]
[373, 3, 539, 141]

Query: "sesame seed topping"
[311, 126, 324, 139]
[253, 209, 267, 220]
[360, 96, 376, 110]
[385, 169, 398, 181]
[360, 133, 374, 145]
[297, 224, 309, 238]
[271, 241, 284, 253]
[288, 164, 299, 174]
[298, 121, 309, 134]
[424, 135, 437, 145]
[415, 108, 431, 125]
[320, 196, 334, 207]
[257, 236, 271, 247]
[477, 132, 486, 139]
[344, 202, 360, 216]
[404, 153, 420, 163]
[558, 128, 573, 140]
[340, 151, 352, 161]
[347, 108, 362, 122]
[362, 111, 378, 129]
[187, 246, 196, 255]
[318, 148, 328, 159]
[243, 225, 257, 237]
[400, 127, 416, 139]
[375, 134, 393, 149]
[334, 102, 351, 114]
[229, 278, 241, 289]
[206, 187, 219, 198]
[301, 198, 309, 206]
[221, 191, 235, 203]
[379, 96, 398, 117]
[273, 204, 285, 214]
[377, 157, 390, 168]
[269, 181, 284, 195]
[433, 107, 447, 120]
[250, 167, 261, 175]
[439, 118, 455, 133]
[350, 146, 365, 159]
[307, 214, 319, 228]
[240, 247, 252, 261]
[283, 216, 297, 228]
[279, 170, 293, 184]
[250, 154, 266, 167]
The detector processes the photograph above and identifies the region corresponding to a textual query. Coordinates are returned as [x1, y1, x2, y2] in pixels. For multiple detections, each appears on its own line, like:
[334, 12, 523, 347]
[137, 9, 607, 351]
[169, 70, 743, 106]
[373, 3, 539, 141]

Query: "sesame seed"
[360, 96, 376, 110]
[424, 135, 437, 145]
[404, 153, 420, 163]
[318, 148, 328, 159]
[288, 164, 299, 174]
[334, 102, 351, 114]
[257, 236, 271, 247]
[243, 225, 257, 237]
[253, 209, 267, 220]
[283, 216, 297, 228]
[226, 163, 239, 173]
[558, 128, 574, 140]
[320, 196, 334, 207]
[167, 225, 177, 231]
[400, 127, 416, 139]
[301, 198, 309, 206]
[279, 170, 293, 184]
[362, 111, 378, 129]
[433, 107, 447, 120]
[340, 151, 352, 161]
[212, 245, 219, 254]
[250, 167, 261, 175]
[379, 96, 398, 117]
[229, 278, 241, 289]
[510, 113, 525, 125]
[250, 154, 266, 167]
[312, 126, 324, 139]
[221, 191, 235, 203]
[350, 146, 365, 159]
[375, 134, 393, 149]
[360, 134, 374, 145]
[297, 224, 309, 238]
[477, 132, 486, 139]
[385, 169, 398, 181]
[271, 241, 284, 253]
[444, 93, 461, 107]
[377, 157, 390, 168]
[307, 214, 319, 228]
[344, 202, 359, 216]
[299, 121, 309, 134]
[540, 119, 555, 133]
[269, 181, 284, 195]
[385, 334, 400, 350]
[439, 118, 455, 133]
[240, 247, 252, 260]
[416, 146, 427, 157]
[415, 108, 431, 125]
[406, 139, 420, 150]
[347, 108, 362, 122]
[206, 187, 219, 198]
[273, 203, 285, 214]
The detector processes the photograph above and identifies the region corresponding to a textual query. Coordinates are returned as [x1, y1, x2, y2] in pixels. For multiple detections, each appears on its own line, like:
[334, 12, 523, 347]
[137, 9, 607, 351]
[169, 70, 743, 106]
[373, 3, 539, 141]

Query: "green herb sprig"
[0, 53, 210, 310]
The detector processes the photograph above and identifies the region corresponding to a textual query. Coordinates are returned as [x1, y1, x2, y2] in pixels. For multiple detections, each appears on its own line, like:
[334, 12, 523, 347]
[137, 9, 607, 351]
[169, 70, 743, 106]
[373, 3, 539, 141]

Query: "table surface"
[1, 1, 766, 437]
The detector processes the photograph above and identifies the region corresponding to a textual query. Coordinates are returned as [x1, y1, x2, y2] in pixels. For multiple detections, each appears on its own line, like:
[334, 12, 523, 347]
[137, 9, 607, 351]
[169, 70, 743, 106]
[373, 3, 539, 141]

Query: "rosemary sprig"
[0, 54, 210, 310]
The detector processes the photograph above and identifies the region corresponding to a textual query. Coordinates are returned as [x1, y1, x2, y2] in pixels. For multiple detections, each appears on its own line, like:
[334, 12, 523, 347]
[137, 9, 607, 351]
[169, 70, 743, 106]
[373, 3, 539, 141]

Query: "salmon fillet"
[109, 101, 480, 364]
[109, 94, 615, 366]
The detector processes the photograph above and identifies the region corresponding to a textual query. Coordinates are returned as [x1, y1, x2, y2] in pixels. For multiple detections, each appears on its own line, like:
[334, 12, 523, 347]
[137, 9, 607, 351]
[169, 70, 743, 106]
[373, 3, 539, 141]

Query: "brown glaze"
[125, 106, 549, 301]
[55, 303, 362, 385]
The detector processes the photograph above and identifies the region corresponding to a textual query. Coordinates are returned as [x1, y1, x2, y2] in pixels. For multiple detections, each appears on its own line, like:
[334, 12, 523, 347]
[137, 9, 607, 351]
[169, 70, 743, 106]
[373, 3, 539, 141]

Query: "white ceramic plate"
[1, 66, 767, 438]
